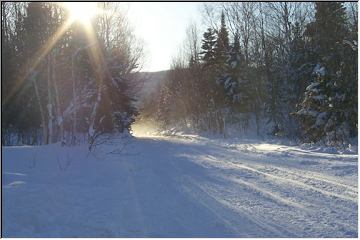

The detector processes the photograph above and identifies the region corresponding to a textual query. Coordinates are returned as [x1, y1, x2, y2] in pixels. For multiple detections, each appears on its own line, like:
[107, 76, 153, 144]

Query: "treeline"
[2, 2, 143, 145]
[150, 2, 357, 146]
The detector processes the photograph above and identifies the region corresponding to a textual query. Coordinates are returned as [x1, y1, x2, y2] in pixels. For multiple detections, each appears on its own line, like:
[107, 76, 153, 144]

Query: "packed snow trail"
[2, 134, 358, 237]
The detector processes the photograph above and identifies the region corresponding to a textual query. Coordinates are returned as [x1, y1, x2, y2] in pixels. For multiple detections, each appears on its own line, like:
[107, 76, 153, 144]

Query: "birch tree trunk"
[32, 72, 48, 144]
[52, 52, 64, 142]
[47, 54, 54, 143]
[71, 54, 77, 145]
[88, 84, 103, 145]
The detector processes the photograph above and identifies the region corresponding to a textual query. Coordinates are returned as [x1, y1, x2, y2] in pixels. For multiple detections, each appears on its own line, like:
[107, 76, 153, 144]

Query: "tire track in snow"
[183, 145, 357, 237]
[181, 176, 299, 237]
[184, 147, 356, 218]
[233, 162, 357, 203]
[165, 145, 296, 237]
[229, 146, 358, 190]
[199, 154, 357, 203]
[218, 170, 357, 237]
[220, 144, 357, 190]
[122, 160, 148, 236]
[225, 176, 308, 210]
[257, 165, 358, 198]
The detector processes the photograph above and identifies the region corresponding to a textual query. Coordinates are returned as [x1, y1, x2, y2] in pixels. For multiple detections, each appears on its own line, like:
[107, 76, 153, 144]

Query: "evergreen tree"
[225, 31, 251, 112]
[214, 11, 232, 107]
[200, 27, 217, 66]
[200, 27, 218, 111]
[295, 2, 354, 145]
[295, 63, 330, 142]
[309, 2, 348, 58]
[290, 22, 313, 102]
[213, 13, 231, 101]
[223, 32, 241, 104]
[106, 48, 138, 133]
[214, 12, 230, 68]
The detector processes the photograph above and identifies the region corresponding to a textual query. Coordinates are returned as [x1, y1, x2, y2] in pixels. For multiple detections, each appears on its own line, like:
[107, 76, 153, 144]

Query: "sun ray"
[5, 2, 106, 105]
[83, 22, 108, 86]
[5, 18, 74, 104]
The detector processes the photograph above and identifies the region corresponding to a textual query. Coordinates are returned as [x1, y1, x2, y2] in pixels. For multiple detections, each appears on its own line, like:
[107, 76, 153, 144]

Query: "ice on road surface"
[2, 134, 358, 237]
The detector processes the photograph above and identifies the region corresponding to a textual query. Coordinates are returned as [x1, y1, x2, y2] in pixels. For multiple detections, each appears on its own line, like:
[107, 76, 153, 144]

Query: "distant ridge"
[133, 70, 169, 107]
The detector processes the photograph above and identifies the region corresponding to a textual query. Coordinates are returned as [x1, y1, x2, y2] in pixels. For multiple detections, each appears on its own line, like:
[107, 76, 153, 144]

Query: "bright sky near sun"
[125, 2, 203, 72]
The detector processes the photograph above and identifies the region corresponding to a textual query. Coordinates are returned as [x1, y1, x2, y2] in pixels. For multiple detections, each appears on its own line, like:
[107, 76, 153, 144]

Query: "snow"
[313, 63, 326, 76]
[3, 134, 358, 237]
[343, 39, 357, 51]
[312, 94, 325, 101]
[296, 109, 319, 117]
[306, 81, 320, 91]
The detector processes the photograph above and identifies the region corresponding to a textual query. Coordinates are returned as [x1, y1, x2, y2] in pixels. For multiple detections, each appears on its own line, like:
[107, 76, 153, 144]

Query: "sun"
[64, 2, 99, 24]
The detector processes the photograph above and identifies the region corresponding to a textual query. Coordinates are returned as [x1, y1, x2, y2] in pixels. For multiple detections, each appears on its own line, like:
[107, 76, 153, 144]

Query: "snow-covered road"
[2, 135, 358, 237]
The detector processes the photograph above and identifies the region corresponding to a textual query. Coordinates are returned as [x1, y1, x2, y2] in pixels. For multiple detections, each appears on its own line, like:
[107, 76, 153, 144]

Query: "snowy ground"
[2, 134, 358, 237]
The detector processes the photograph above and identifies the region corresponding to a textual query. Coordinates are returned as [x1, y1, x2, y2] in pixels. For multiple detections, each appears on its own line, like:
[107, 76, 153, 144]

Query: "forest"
[2, 2, 143, 146]
[142, 2, 358, 147]
[2, 2, 358, 147]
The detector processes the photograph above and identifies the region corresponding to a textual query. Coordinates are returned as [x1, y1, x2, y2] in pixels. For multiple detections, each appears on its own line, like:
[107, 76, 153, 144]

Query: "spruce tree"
[296, 2, 353, 145]
[295, 63, 329, 142]
[213, 12, 231, 108]
[200, 28, 217, 66]
[214, 12, 230, 68]
[200, 27, 217, 109]
[224, 32, 241, 104]
[225, 31, 251, 111]
[312, 2, 348, 58]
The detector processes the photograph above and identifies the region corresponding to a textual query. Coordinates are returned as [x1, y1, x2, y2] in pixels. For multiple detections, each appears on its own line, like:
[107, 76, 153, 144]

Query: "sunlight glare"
[64, 2, 99, 24]
[131, 120, 159, 138]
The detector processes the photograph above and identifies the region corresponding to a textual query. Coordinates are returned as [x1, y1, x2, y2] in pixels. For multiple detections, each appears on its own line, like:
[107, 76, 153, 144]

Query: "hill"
[132, 70, 169, 107]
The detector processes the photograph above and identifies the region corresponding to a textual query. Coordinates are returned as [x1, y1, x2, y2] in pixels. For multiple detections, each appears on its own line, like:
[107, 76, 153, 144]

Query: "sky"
[126, 3, 203, 72]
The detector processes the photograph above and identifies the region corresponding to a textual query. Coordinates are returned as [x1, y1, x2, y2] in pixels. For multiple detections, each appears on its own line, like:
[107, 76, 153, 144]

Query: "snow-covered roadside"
[2, 134, 358, 237]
